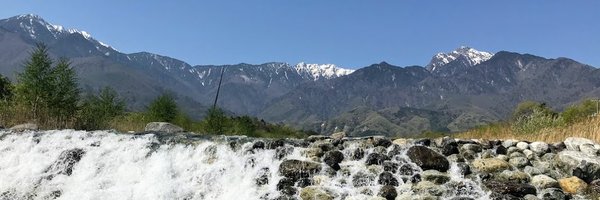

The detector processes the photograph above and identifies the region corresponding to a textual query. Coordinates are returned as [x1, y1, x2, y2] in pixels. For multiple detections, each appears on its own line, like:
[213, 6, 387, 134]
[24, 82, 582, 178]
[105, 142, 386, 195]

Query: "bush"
[562, 99, 599, 124]
[201, 107, 229, 134]
[147, 93, 178, 123]
[76, 87, 125, 130]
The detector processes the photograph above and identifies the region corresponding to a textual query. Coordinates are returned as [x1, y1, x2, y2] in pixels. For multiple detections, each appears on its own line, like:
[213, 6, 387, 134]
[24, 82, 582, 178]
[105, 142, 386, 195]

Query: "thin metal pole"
[212, 66, 226, 109]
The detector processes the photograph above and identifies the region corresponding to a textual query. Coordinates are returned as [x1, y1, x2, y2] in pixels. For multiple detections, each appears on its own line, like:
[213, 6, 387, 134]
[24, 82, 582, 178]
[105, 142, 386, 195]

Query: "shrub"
[76, 87, 125, 130]
[562, 99, 599, 124]
[147, 93, 178, 123]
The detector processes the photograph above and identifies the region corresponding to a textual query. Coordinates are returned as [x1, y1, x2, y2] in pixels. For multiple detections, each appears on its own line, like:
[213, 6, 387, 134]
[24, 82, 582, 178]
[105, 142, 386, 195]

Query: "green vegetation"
[0, 43, 307, 138]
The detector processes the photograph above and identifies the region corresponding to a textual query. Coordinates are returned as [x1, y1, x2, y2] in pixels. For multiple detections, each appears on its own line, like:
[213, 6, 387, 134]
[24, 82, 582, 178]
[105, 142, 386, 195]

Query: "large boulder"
[406, 146, 450, 172]
[299, 186, 335, 200]
[365, 153, 390, 165]
[279, 159, 322, 181]
[378, 185, 397, 200]
[564, 137, 595, 151]
[556, 150, 600, 183]
[144, 122, 183, 133]
[10, 123, 38, 131]
[472, 158, 511, 173]
[322, 150, 344, 170]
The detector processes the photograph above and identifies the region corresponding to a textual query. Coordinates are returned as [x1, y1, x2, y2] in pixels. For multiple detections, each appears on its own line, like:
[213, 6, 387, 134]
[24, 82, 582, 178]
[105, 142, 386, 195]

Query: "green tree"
[511, 101, 555, 122]
[562, 99, 599, 124]
[76, 87, 125, 130]
[232, 116, 257, 136]
[49, 58, 80, 127]
[15, 43, 55, 120]
[0, 74, 12, 101]
[202, 107, 229, 134]
[147, 93, 178, 122]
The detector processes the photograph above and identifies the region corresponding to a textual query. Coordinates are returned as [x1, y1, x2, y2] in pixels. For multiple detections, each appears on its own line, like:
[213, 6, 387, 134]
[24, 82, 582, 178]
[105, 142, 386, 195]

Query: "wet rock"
[255, 167, 270, 186]
[484, 181, 536, 197]
[410, 174, 422, 183]
[392, 138, 411, 146]
[480, 150, 495, 159]
[373, 138, 392, 148]
[382, 161, 399, 173]
[398, 164, 418, 176]
[352, 171, 376, 187]
[456, 163, 471, 176]
[461, 144, 482, 153]
[144, 122, 183, 133]
[529, 142, 549, 155]
[252, 141, 266, 150]
[9, 123, 38, 131]
[558, 176, 588, 194]
[352, 148, 365, 160]
[277, 178, 297, 196]
[279, 160, 322, 181]
[304, 148, 324, 161]
[275, 146, 293, 160]
[509, 157, 529, 168]
[496, 170, 530, 183]
[45, 148, 85, 177]
[414, 181, 445, 196]
[299, 186, 334, 200]
[472, 158, 511, 173]
[564, 137, 595, 151]
[297, 178, 314, 188]
[414, 138, 431, 146]
[322, 150, 344, 171]
[377, 171, 399, 186]
[460, 150, 477, 160]
[421, 170, 450, 184]
[531, 174, 559, 189]
[306, 135, 330, 142]
[588, 179, 600, 196]
[539, 188, 567, 200]
[524, 166, 546, 176]
[442, 141, 459, 156]
[267, 139, 285, 149]
[378, 185, 397, 200]
[523, 194, 540, 200]
[365, 153, 390, 165]
[406, 146, 450, 172]
[386, 145, 403, 157]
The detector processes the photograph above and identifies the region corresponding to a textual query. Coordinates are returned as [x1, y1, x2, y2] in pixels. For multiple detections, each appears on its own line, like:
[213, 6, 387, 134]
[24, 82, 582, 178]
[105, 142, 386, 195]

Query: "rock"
[297, 178, 314, 187]
[330, 132, 346, 140]
[322, 150, 344, 171]
[352, 171, 376, 187]
[144, 122, 183, 133]
[516, 142, 529, 150]
[299, 186, 334, 200]
[484, 181, 536, 197]
[365, 153, 390, 165]
[307, 135, 330, 142]
[564, 137, 595, 151]
[461, 144, 482, 153]
[496, 170, 530, 183]
[523, 150, 535, 160]
[503, 139, 519, 148]
[524, 166, 546, 176]
[45, 148, 85, 177]
[279, 160, 322, 181]
[539, 188, 567, 200]
[277, 177, 297, 195]
[414, 138, 431, 146]
[398, 164, 418, 176]
[456, 163, 471, 176]
[304, 148, 324, 161]
[9, 123, 38, 131]
[414, 181, 445, 196]
[392, 138, 411, 146]
[406, 146, 450, 172]
[352, 148, 364, 160]
[496, 145, 508, 155]
[497, 155, 509, 161]
[267, 139, 285, 149]
[378, 185, 397, 200]
[529, 142, 549, 155]
[558, 176, 588, 194]
[460, 150, 477, 160]
[507, 147, 521, 155]
[382, 161, 399, 173]
[509, 151, 525, 158]
[480, 150, 495, 159]
[531, 174, 559, 189]
[523, 194, 540, 200]
[373, 138, 392, 148]
[377, 171, 399, 186]
[410, 174, 421, 183]
[387, 145, 403, 157]
[472, 158, 511, 173]
[255, 167, 270, 186]
[509, 157, 529, 168]
[252, 141, 266, 150]
[421, 170, 450, 184]
[556, 150, 600, 183]
[275, 146, 293, 160]
[580, 143, 598, 156]
[442, 141, 459, 156]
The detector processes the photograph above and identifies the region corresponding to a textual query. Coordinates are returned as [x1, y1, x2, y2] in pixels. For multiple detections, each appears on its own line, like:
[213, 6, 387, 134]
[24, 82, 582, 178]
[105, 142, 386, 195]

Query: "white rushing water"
[0, 130, 489, 200]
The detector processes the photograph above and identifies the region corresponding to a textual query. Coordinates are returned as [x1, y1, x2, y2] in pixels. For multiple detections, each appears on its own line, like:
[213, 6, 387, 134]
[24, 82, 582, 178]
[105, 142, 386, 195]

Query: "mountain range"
[1, 14, 599, 136]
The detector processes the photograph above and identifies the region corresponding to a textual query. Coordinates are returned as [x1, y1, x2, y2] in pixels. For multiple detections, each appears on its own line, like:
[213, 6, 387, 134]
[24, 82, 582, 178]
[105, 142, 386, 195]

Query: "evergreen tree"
[203, 107, 229, 134]
[49, 58, 80, 127]
[15, 43, 54, 120]
[147, 93, 178, 122]
[0, 74, 12, 101]
[76, 87, 125, 130]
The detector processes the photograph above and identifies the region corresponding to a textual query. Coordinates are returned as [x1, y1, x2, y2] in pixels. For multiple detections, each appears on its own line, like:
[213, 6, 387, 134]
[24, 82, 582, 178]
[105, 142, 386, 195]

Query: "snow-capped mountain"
[426, 46, 494, 72]
[294, 62, 355, 80]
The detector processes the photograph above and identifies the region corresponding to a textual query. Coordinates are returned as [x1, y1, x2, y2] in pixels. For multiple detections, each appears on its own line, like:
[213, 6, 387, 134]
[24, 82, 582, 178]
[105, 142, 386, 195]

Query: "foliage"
[0, 74, 12, 101]
[48, 58, 80, 127]
[201, 107, 229, 134]
[511, 101, 556, 122]
[14, 43, 55, 121]
[562, 99, 599, 124]
[147, 93, 178, 123]
[76, 87, 125, 130]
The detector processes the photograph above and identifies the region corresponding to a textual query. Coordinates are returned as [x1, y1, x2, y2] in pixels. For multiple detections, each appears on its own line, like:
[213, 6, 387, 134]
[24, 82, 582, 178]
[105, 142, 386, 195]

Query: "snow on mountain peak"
[426, 46, 494, 72]
[295, 62, 355, 80]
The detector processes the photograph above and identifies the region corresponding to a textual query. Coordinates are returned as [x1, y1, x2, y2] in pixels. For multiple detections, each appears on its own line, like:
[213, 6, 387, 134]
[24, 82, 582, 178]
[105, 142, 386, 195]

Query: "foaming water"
[0, 130, 489, 200]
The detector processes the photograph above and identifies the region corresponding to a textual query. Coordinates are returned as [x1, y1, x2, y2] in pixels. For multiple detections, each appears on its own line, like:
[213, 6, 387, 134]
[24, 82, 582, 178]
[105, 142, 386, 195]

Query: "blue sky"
[2, 1, 599, 68]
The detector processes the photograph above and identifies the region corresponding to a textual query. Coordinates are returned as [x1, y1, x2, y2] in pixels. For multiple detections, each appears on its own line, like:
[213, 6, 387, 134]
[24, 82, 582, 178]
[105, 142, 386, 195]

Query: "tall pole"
[212, 66, 226, 109]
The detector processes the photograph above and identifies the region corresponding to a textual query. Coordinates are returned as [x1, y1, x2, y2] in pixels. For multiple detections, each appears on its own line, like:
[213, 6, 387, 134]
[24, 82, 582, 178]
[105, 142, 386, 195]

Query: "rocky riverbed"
[0, 130, 599, 200]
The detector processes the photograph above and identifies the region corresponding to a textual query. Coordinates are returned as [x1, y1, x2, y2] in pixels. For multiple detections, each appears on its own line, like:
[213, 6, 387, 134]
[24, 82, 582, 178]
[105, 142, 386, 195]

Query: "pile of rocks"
[262, 135, 600, 200]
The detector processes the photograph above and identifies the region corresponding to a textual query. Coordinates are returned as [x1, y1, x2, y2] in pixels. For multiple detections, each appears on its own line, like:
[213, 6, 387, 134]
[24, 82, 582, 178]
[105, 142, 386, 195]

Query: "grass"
[455, 115, 600, 143]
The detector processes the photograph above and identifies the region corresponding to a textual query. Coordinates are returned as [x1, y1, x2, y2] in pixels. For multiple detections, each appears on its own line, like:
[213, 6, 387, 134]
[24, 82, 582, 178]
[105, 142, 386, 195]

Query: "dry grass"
[456, 115, 600, 143]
